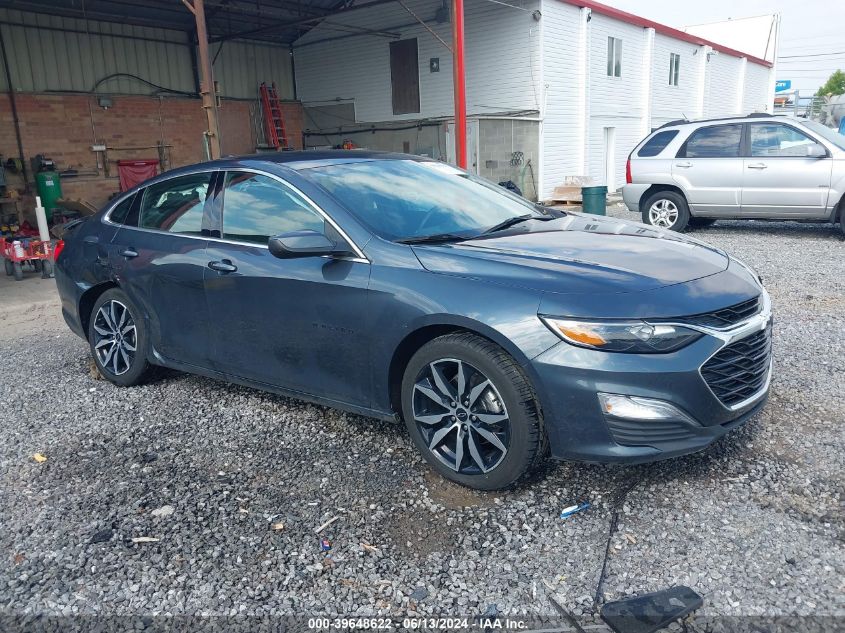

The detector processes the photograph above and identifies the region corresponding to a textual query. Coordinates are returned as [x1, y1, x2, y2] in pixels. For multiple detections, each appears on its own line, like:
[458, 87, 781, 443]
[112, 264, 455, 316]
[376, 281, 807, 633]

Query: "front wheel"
[401, 333, 545, 490]
[642, 190, 690, 232]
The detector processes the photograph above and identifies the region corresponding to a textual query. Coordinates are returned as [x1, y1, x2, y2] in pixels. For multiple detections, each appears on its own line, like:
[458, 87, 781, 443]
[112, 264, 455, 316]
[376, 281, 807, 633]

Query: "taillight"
[52, 240, 65, 261]
[625, 159, 632, 184]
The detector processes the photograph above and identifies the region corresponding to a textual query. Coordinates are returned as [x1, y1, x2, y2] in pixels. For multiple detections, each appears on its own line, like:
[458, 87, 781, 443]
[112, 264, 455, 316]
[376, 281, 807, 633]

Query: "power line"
[778, 51, 845, 59]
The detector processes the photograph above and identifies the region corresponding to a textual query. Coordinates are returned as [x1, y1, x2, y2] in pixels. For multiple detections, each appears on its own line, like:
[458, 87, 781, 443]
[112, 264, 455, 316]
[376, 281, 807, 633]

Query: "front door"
[672, 123, 744, 216]
[203, 170, 373, 407]
[741, 122, 832, 218]
[111, 171, 216, 368]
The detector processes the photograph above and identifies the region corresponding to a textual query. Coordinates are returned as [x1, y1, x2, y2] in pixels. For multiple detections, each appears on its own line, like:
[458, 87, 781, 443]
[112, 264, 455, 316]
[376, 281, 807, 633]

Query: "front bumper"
[621, 184, 650, 213]
[530, 293, 772, 463]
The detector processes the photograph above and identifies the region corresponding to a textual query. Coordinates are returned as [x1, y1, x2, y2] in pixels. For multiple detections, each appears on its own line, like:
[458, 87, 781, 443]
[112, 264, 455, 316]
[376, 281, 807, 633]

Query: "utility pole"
[451, 0, 467, 169]
[182, 0, 221, 159]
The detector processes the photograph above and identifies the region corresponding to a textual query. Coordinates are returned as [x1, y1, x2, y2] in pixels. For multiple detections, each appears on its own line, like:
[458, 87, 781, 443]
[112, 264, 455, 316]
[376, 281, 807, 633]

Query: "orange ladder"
[259, 82, 289, 150]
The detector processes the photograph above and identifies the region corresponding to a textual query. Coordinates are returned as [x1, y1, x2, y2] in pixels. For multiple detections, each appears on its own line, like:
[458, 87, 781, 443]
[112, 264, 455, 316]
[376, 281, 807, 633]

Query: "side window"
[679, 124, 743, 158]
[669, 53, 680, 86]
[108, 193, 135, 225]
[637, 130, 679, 157]
[139, 173, 210, 234]
[221, 172, 325, 245]
[750, 124, 819, 157]
[607, 37, 622, 77]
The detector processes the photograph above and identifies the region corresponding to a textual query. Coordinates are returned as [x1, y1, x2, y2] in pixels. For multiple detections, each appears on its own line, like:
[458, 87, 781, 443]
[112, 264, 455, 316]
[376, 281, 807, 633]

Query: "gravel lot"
[1, 209, 843, 627]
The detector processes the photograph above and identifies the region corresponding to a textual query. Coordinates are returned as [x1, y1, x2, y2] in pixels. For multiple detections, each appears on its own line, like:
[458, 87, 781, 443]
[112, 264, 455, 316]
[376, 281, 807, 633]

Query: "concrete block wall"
[477, 119, 539, 201]
[0, 93, 304, 213]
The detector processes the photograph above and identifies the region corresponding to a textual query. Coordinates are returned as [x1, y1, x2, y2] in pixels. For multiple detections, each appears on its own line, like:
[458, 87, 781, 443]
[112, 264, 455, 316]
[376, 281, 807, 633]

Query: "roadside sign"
[775, 80, 792, 92]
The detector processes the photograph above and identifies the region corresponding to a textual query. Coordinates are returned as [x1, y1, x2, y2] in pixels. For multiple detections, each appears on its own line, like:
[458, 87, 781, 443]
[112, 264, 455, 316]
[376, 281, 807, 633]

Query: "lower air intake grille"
[701, 325, 772, 407]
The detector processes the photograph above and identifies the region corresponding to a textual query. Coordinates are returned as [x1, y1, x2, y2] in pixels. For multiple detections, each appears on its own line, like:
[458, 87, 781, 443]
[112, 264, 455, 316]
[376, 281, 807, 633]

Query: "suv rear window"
[637, 130, 679, 157]
[678, 124, 743, 158]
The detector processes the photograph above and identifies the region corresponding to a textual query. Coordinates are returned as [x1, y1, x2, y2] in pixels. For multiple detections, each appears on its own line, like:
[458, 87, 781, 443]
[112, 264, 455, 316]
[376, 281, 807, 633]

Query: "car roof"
[172, 150, 429, 175]
[654, 113, 798, 131]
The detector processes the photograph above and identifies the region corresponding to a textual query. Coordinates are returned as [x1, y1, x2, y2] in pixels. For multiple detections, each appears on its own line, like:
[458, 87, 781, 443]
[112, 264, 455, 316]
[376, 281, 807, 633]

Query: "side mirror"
[806, 143, 827, 158]
[268, 229, 348, 259]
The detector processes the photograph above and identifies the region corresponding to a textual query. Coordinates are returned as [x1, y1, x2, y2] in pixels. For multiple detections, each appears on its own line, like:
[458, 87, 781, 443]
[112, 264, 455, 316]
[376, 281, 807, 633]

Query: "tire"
[401, 332, 545, 490]
[41, 259, 52, 278]
[13, 262, 23, 281]
[689, 217, 717, 228]
[33, 260, 43, 273]
[4, 259, 12, 276]
[88, 288, 154, 387]
[641, 190, 690, 232]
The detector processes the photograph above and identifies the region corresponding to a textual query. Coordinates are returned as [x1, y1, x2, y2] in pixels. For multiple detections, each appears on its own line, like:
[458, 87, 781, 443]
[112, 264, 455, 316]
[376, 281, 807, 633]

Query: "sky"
[600, 0, 842, 93]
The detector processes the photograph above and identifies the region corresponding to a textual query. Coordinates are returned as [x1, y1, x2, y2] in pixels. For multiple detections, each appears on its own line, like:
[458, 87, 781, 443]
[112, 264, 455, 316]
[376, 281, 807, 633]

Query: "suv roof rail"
[655, 112, 777, 131]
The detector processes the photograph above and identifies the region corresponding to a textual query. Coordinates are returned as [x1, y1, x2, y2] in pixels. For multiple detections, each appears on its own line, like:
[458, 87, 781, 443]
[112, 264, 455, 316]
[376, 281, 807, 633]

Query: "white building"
[294, 0, 775, 199]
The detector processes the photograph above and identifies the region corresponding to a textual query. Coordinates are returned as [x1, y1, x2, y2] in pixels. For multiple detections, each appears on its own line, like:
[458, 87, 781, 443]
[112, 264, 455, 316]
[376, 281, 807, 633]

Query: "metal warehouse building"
[0, 0, 776, 212]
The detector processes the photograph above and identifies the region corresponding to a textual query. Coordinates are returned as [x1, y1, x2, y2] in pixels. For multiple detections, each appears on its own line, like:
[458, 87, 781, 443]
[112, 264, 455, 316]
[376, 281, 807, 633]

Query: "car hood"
[412, 213, 729, 296]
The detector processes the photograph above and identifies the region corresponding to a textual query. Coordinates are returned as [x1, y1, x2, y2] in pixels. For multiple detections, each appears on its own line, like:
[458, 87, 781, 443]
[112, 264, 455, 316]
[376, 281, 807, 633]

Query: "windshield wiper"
[481, 213, 555, 235]
[396, 233, 470, 245]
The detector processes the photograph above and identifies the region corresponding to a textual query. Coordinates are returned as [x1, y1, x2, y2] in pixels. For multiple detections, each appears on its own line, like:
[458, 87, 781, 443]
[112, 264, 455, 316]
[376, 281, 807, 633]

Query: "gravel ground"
[1, 210, 843, 628]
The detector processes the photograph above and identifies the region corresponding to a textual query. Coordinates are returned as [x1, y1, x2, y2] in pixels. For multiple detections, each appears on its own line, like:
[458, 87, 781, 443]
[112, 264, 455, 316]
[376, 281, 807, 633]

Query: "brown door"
[390, 39, 420, 115]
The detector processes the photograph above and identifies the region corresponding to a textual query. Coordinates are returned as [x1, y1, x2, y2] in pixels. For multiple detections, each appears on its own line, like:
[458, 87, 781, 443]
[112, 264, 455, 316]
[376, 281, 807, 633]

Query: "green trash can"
[35, 171, 63, 223]
[581, 185, 607, 215]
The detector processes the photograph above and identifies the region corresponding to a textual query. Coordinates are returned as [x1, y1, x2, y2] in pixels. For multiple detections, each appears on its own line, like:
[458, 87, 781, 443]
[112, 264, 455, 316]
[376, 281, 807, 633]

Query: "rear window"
[637, 130, 679, 157]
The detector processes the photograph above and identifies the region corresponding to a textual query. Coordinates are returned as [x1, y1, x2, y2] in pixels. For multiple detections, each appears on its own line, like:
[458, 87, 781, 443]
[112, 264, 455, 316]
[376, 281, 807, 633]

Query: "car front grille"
[678, 296, 761, 329]
[701, 324, 772, 407]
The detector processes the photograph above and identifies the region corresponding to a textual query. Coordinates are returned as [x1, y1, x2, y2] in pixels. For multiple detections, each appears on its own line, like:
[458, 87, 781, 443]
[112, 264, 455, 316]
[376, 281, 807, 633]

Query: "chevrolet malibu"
[54, 152, 772, 489]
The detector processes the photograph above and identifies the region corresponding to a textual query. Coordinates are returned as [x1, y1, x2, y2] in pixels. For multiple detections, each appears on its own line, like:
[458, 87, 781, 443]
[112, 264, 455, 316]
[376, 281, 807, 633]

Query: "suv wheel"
[642, 190, 690, 232]
[401, 333, 545, 490]
[88, 288, 155, 386]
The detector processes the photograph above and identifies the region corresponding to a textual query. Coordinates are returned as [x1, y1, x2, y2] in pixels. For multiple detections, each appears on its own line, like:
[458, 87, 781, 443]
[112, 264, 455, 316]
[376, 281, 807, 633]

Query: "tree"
[816, 69, 845, 97]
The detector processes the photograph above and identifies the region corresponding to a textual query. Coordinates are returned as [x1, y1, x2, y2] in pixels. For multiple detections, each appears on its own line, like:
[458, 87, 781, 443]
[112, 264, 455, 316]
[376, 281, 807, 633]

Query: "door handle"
[208, 259, 237, 273]
[119, 248, 139, 258]
[675, 161, 692, 168]
[747, 163, 768, 169]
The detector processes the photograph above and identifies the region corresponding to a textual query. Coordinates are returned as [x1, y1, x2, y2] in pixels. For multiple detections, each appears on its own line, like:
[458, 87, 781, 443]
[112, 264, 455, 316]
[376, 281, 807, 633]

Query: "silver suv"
[623, 114, 845, 233]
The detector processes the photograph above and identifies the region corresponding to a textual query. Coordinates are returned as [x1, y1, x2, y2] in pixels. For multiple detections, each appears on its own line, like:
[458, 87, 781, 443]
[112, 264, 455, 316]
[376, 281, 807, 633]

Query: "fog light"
[598, 393, 698, 424]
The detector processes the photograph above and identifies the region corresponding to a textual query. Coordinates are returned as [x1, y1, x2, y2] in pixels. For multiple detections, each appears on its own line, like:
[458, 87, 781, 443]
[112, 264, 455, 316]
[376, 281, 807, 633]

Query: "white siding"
[650, 34, 700, 127]
[294, 0, 541, 122]
[703, 53, 744, 117]
[743, 62, 771, 114]
[586, 13, 647, 190]
[539, 0, 582, 197]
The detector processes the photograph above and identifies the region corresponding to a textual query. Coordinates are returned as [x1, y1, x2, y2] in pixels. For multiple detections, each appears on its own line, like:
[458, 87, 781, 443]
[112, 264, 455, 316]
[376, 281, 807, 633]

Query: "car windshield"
[802, 119, 845, 151]
[304, 159, 541, 242]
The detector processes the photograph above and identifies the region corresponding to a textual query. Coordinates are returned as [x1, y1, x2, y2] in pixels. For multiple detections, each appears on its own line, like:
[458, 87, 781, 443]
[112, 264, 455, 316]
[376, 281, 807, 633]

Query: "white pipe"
[35, 195, 50, 244]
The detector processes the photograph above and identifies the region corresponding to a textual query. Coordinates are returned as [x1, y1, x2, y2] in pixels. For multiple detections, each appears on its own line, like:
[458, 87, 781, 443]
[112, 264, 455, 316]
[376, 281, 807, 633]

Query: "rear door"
[672, 123, 744, 216]
[111, 171, 217, 368]
[741, 122, 832, 218]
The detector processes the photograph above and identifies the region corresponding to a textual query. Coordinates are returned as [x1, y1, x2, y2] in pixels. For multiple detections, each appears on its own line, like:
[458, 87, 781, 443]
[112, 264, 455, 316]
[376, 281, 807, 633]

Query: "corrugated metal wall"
[0, 8, 293, 99]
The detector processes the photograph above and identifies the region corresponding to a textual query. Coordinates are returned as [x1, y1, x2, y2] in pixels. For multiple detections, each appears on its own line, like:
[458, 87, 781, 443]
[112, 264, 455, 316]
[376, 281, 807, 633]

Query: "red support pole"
[451, 0, 467, 169]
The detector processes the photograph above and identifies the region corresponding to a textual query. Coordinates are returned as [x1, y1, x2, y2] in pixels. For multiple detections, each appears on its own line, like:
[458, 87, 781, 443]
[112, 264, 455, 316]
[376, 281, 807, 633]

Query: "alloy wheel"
[412, 358, 510, 474]
[92, 300, 137, 376]
[648, 199, 679, 228]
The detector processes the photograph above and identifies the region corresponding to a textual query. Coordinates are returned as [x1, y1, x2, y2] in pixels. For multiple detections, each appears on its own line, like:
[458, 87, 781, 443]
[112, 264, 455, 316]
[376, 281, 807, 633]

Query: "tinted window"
[680, 124, 742, 158]
[139, 173, 210, 234]
[109, 194, 135, 225]
[750, 123, 818, 157]
[221, 172, 324, 245]
[638, 130, 679, 157]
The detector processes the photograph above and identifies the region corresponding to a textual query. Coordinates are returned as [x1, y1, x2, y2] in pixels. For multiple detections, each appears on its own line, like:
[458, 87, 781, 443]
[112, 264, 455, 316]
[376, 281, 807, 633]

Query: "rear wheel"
[4, 259, 12, 276]
[12, 262, 22, 281]
[88, 288, 155, 386]
[401, 333, 544, 490]
[642, 190, 690, 232]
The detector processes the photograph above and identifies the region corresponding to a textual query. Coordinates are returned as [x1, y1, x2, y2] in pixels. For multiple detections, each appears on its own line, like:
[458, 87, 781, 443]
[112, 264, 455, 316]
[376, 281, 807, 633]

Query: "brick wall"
[0, 93, 304, 217]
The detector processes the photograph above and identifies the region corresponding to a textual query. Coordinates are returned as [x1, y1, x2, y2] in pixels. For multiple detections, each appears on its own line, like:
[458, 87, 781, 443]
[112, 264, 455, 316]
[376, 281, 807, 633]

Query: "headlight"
[541, 317, 702, 353]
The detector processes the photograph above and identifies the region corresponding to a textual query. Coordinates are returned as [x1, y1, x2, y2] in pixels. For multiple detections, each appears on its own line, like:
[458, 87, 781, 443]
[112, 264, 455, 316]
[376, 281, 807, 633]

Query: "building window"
[389, 38, 420, 115]
[669, 53, 680, 86]
[607, 37, 622, 77]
